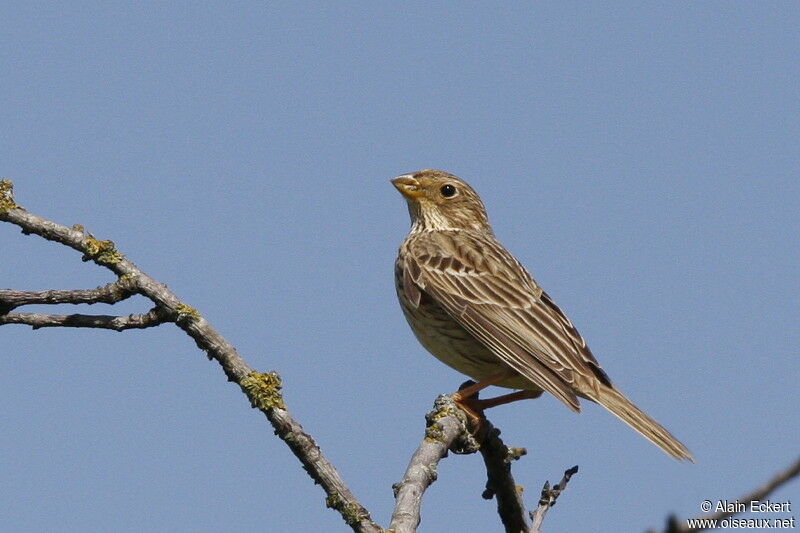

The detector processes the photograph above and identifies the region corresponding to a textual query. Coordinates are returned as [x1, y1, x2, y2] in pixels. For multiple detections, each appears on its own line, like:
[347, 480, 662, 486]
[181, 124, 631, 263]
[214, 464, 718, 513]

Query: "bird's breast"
[394, 255, 511, 382]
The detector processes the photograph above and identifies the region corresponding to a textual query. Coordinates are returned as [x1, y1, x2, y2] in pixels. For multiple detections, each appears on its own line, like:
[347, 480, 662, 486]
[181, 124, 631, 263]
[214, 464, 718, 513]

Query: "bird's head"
[391, 169, 491, 233]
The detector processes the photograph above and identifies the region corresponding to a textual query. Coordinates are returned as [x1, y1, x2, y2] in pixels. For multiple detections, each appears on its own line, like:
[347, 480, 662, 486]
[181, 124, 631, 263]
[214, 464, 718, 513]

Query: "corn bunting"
[392, 169, 692, 461]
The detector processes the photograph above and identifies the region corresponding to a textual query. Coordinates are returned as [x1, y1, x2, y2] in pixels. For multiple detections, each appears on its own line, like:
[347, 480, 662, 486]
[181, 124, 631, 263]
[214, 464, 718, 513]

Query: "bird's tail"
[591, 385, 694, 461]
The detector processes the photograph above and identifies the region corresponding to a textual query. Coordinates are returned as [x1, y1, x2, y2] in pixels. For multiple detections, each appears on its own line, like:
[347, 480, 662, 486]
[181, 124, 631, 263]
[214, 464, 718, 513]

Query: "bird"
[391, 169, 692, 461]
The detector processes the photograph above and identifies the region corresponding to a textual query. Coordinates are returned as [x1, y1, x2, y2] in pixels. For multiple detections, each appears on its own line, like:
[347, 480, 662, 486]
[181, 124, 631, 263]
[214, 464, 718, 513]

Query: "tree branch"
[529, 465, 579, 533]
[0, 307, 172, 330]
[0, 179, 381, 533]
[0, 279, 137, 313]
[479, 422, 531, 532]
[389, 395, 478, 532]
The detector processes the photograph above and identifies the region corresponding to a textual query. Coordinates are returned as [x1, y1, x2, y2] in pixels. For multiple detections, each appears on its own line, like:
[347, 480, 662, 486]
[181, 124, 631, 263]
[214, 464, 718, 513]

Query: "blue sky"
[2, 3, 798, 532]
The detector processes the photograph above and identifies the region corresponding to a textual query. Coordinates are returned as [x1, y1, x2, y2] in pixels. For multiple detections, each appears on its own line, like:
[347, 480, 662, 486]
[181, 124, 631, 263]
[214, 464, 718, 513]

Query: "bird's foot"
[452, 380, 489, 435]
[452, 381, 544, 435]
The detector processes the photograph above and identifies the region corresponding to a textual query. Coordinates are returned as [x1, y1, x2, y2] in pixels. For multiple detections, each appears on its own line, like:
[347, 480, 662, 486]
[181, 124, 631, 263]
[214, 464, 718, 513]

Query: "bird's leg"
[474, 389, 543, 409]
[451, 371, 514, 402]
[451, 371, 516, 432]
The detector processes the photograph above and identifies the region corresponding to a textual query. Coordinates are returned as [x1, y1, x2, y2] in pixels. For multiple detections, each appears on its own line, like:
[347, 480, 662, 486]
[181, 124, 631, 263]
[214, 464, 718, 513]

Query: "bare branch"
[0, 182, 381, 533]
[529, 465, 579, 533]
[390, 395, 555, 533]
[479, 423, 530, 533]
[257, 377, 379, 532]
[0, 278, 137, 312]
[390, 395, 473, 533]
[0, 307, 172, 330]
[657, 456, 800, 533]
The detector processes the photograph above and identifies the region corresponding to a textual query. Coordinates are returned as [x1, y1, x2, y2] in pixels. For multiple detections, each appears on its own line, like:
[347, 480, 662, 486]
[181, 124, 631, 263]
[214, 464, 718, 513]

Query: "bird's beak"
[391, 175, 425, 200]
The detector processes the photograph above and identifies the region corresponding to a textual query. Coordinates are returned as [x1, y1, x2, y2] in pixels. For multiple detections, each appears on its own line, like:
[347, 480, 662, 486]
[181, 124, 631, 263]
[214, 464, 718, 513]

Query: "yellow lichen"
[83, 236, 123, 264]
[427, 400, 463, 423]
[424, 394, 481, 454]
[240, 371, 285, 411]
[175, 303, 200, 320]
[424, 422, 446, 443]
[506, 446, 527, 462]
[0, 179, 18, 213]
[117, 273, 137, 285]
[325, 493, 368, 526]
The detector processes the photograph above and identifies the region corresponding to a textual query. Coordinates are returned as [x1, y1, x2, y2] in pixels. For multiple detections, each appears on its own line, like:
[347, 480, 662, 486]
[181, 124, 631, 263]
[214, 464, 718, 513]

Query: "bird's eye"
[440, 184, 457, 198]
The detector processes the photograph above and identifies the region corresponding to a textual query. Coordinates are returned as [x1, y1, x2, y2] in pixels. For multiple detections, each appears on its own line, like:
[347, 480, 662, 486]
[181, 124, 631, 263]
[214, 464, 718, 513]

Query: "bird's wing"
[406, 231, 611, 411]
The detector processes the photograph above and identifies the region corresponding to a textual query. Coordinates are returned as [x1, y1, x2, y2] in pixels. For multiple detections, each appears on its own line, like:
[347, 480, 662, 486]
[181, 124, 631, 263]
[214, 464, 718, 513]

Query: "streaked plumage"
[392, 169, 692, 461]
